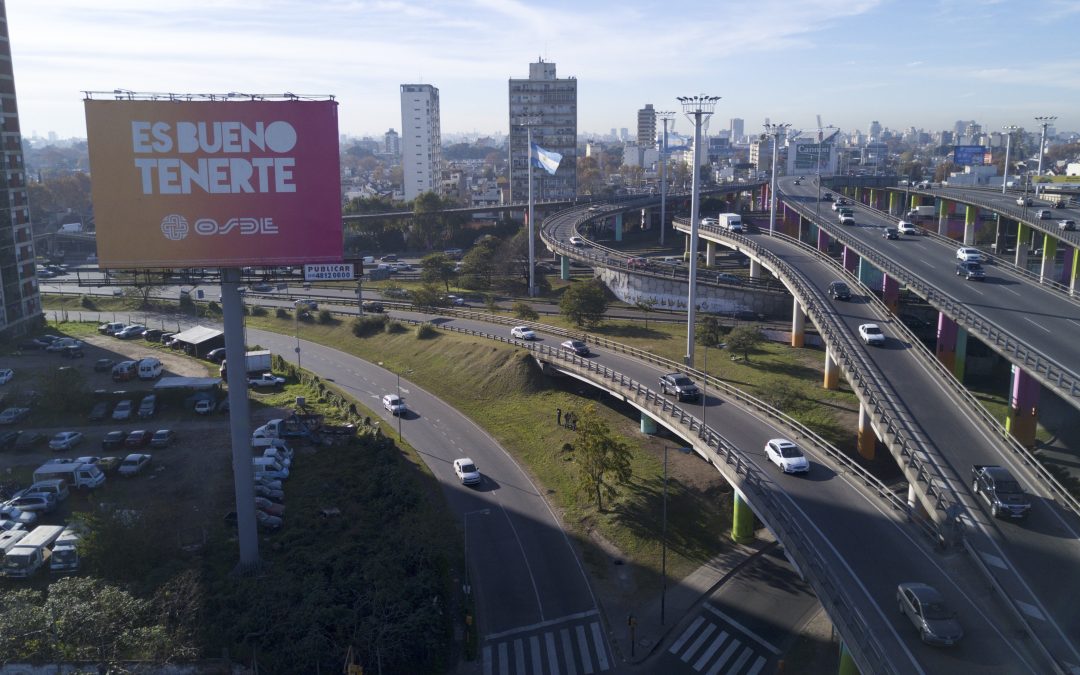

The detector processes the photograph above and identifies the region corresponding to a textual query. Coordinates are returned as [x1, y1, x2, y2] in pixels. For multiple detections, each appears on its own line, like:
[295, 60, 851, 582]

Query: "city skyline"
[8, 0, 1080, 142]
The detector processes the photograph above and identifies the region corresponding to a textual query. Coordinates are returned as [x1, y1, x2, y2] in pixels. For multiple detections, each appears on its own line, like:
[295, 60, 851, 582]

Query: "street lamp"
[1033, 116, 1056, 197]
[763, 122, 791, 234]
[517, 114, 543, 298]
[292, 300, 303, 369]
[1001, 125, 1019, 195]
[657, 111, 676, 247]
[677, 94, 721, 367]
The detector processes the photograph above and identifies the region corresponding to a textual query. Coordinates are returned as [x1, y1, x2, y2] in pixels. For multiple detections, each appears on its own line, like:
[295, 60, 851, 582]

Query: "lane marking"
[703, 639, 741, 675]
[1023, 316, 1052, 334]
[560, 628, 577, 675]
[979, 550, 1008, 570]
[1017, 601, 1046, 622]
[576, 624, 593, 674]
[681, 623, 716, 662]
[485, 609, 599, 641]
[590, 621, 610, 671]
[705, 604, 780, 655]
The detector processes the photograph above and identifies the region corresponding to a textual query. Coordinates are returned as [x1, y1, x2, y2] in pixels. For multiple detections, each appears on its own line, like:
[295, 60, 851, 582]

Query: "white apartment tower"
[729, 118, 744, 143]
[508, 59, 577, 202]
[400, 84, 442, 201]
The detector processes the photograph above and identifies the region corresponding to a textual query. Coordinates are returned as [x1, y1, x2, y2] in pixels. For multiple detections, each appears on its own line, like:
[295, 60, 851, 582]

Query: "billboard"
[954, 145, 991, 166]
[85, 99, 342, 268]
[303, 263, 356, 281]
[792, 142, 832, 171]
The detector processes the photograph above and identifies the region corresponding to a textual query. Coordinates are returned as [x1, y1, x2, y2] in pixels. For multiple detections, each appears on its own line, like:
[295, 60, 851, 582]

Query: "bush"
[385, 320, 407, 334]
[352, 315, 388, 338]
[79, 295, 96, 309]
[250, 305, 268, 317]
[415, 323, 438, 339]
[207, 301, 220, 313]
[275, 308, 291, 319]
[512, 301, 539, 320]
[317, 309, 335, 324]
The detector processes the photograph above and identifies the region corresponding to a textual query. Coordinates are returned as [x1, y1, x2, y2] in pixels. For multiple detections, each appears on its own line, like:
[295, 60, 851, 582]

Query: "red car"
[255, 496, 285, 518]
[124, 430, 152, 448]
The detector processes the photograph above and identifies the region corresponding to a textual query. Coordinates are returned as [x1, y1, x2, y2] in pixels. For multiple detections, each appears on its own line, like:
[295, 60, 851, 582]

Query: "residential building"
[749, 137, 771, 172]
[383, 128, 400, 157]
[0, 3, 41, 336]
[729, 118, 744, 143]
[868, 120, 882, 143]
[400, 84, 442, 201]
[508, 59, 577, 202]
[637, 104, 656, 148]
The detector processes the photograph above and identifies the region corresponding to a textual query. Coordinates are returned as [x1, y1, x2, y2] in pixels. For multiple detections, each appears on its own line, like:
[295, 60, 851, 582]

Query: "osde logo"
[160, 215, 278, 240]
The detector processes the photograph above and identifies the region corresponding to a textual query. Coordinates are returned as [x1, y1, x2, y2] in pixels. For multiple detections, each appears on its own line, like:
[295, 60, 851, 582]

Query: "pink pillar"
[882, 274, 900, 314]
[842, 245, 858, 273]
[817, 227, 830, 253]
[760, 185, 769, 210]
[1006, 366, 1040, 449]
[935, 313, 958, 372]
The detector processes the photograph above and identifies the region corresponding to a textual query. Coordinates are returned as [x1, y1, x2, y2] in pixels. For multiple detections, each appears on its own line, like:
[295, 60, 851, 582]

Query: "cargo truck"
[3, 525, 64, 578]
[717, 213, 743, 233]
[907, 205, 936, 219]
[33, 462, 106, 490]
[50, 526, 82, 573]
[219, 350, 273, 381]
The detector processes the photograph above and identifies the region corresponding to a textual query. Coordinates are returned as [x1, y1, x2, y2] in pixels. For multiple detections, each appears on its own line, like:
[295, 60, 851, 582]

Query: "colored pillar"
[857, 258, 883, 289]
[838, 642, 860, 675]
[935, 313, 958, 373]
[640, 411, 657, 435]
[937, 200, 950, 237]
[857, 404, 876, 460]
[816, 227, 830, 254]
[1058, 243, 1072, 286]
[908, 484, 929, 520]
[854, 187, 861, 202]
[963, 205, 977, 245]
[614, 212, 623, 242]
[685, 233, 691, 256]
[1005, 365, 1040, 449]
[1039, 234, 1057, 283]
[1071, 248, 1080, 295]
[705, 241, 716, 267]
[560, 254, 570, 281]
[910, 193, 920, 211]
[1014, 222, 1030, 269]
[889, 191, 898, 216]
[760, 185, 768, 210]
[791, 301, 805, 348]
[823, 346, 839, 390]
[954, 326, 968, 383]
[748, 259, 762, 279]
[881, 274, 900, 314]
[731, 491, 755, 544]
[842, 245, 858, 273]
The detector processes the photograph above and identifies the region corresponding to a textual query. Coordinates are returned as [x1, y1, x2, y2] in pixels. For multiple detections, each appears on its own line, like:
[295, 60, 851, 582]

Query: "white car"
[764, 439, 810, 474]
[956, 247, 982, 263]
[510, 326, 536, 340]
[839, 214, 855, 225]
[897, 221, 917, 236]
[569, 236, 584, 247]
[858, 323, 886, 346]
[453, 458, 481, 485]
[48, 431, 84, 451]
[0, 368, 12, 385]
[118, 453, 152, 476]
[382, 394, 407, 416]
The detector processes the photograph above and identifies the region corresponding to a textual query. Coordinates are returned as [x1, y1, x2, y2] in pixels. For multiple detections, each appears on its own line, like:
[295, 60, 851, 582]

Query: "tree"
[512, 301, 539, 320]
[39, 364, 87, 412]
[573, 404, 632, 511]
[634, 298, 657, 329]
[420, 252, 456, 292]
[696, 315, 724, 347]
[559, 278, 608, 328]
[725, 324, 764, 361]
[458, 236, 499, 290]
[410, 283, 444, 308]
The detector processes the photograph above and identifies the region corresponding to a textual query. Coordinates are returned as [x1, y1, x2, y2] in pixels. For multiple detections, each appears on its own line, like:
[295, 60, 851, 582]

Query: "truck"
[0, 529, 28, 563]
[2, 525, 64, 578]
[50, 526, 82, 573]
[907, 205, 936, 219]
[33, 462, 106, 490]
[717, 213, 743, 233]
[971, 465, 1032, 519]
[254, 414, 323, 440]
[219, 350, 273, 381]
[248, 373, 286, 388]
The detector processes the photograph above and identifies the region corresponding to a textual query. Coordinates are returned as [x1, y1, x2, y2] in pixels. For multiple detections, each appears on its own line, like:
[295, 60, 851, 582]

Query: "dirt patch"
[78, 334, 213, 379]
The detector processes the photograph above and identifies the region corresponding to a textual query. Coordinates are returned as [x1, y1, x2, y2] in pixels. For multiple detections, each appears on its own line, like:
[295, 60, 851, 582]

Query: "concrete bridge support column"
[823, 347, 839, 390]
[1005, 365, 1040, 449]
[796, 213, 805, 242]
[842, 245, 858, 274]
[560, 255, 570, 281]
[838, 641, 861, 675]
[760, 185, 768, 211]
[857, 258, 883, 288]
[748, 259, 762, 280]
[857, 404, 876, 460]
[705, 241, 716, 267]
[640, 207, 651, 230]
[685, 233, 692, 257]
[640, 412, 657, 435]
[1071, 247, 1080, 295]
[1058, 243, 1073, 286]
[1039, 235, 1057, 283]
[614, 212, 623, 242]
[731, 491, 755, 544]
[1014, 223, 1030, 269]
[937, 200, 951, 237]
[889, 191, 899, 216]
[907, 484, 930, 520]
[854, 186, 862, 203]
[816, 227, 830, 254]
[791, 301, 806, 348]
[934, 313, 968, 380]
[963, 205, 977, 245]
[882, 274, 900, 314]
[910, 193, 920, 211]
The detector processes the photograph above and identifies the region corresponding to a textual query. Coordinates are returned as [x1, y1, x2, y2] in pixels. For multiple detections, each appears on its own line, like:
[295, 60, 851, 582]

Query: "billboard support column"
[221, 267, 260, 568]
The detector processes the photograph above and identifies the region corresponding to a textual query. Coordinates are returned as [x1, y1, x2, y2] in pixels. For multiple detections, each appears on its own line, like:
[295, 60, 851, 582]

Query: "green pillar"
[1072, 248, 1080, 293]
[964, 205, 977, 245]
[888, 191, 898, 216]
[731, 492, 755, 544]
[560, 255, 570, 281]
[954, 327, 968, 382]
[640, 411, 657, 434]
[838, 641, 861, 675]
[614, 213, 623, 242]
[1040, 234, 1058, 281]
[911, 193, 920, 210]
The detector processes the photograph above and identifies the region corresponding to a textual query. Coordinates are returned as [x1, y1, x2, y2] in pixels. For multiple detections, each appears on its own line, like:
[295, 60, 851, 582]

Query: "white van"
[137, 357, 163, 380]
[362, 256, 376, 265]
[252, 457, 289, 480]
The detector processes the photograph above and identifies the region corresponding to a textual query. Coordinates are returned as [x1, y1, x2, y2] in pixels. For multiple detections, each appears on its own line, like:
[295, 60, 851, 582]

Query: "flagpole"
[527, 125, 536, 298]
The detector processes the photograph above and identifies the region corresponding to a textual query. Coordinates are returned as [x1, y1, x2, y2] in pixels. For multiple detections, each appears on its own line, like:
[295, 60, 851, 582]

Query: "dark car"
[101, 430, 126, 451]
[14, 431, 45, 451]
[822, 192, 834, 201]
[150, 429, 176, 448]
[956, 261, 986, 281]
[88, 401, 109, 422]
[143, 328, 165, 342]
[897, 582, 963, 646]
[560, 340, 591, 356]
[0, 430, 19, 451]
[94, 358, 115, 372]
[659, 373, 701, 401]
[882, 227, 899, 240]
[362, 301, 384, 313]
[125, 430, 153, 448]
[206, 348, 227, 363]
[60, 345, 85, 359]
[827, 280, 852, 301]
[19, 338, 49, 350]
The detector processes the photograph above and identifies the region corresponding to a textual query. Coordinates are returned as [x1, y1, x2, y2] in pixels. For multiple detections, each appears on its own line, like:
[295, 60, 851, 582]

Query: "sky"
[8, 0, 1080, 142]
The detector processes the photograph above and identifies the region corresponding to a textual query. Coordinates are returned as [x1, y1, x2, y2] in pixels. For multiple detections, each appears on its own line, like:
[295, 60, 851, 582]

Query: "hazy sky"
[8, 0, 1080, 141]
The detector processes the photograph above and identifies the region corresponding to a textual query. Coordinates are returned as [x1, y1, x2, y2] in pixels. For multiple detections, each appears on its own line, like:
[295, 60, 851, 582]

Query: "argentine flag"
[531, 143, 562, 175]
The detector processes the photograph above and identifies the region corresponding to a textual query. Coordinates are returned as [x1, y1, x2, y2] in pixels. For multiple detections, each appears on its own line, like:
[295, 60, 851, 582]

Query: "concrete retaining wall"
[594, 267, 793, 319]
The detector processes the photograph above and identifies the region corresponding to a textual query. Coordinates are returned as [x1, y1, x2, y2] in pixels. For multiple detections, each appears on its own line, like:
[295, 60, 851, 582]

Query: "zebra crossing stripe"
[746, 655, 767, 675]
[560, 628, 577, 675]
[693, 631, 728, 671]
[670, 616, 705, 654]
[530, 635, 543, 675]
[514, 638, 525, 675]
[729, 646, 754, 673]
[703, 639, 741, 675]
[681, 623, 717, 662]
[482, 645, 493, 675]
[545, 632, 561, 675]
[499, 641, 509, 675]
[590, 621, 610, 671]
[576, 624, 594, 674]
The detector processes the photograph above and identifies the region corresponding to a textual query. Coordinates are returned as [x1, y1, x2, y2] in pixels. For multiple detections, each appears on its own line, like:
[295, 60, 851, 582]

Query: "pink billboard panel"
[85, 99, 342, 268]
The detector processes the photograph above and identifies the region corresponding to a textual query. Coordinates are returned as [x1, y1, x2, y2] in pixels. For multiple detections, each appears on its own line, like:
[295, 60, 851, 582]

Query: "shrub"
[351, 315, 388, 337]
[317, 309, 335, 324]
[415, 323, 438, 339]
[250, 305, 267, 317]
[79, 295, 96, 309]
[275, 308, 291, 319]
[207, 301, 220, 314]
[512, 301, 539, 320]
[385, 320, 407, 334]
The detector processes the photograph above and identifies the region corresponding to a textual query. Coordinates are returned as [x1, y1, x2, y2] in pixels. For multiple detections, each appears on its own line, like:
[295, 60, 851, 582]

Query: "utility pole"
[1001, 125, 1019, 195]
[1033, 115, 1056, 197]
[764, 122, 791, 234]
[657, 111, 676, 247]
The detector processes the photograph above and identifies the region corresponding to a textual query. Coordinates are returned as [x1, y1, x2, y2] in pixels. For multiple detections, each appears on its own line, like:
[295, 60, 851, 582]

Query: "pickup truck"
[248, 373, 286, 388]
[971, 465, 1031, 519]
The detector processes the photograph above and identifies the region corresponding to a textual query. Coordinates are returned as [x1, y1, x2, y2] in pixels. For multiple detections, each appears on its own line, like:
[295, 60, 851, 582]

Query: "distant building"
[637, 104, 656, 148]
[508, 59, 577, 202]
[384, 128, 400, 156]
[623, 143, 642, 168]
[0, 3, 41, 336]
[400, 84, 443, 201]
[729, 118, 744, 143]
[750, 137, 772, 172]
[868, 120, 882, 143]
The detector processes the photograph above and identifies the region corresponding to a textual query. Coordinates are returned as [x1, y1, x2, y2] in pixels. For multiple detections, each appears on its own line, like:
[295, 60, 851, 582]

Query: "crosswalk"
[482, 611, 611, 675]
[665, 603, 779, 675]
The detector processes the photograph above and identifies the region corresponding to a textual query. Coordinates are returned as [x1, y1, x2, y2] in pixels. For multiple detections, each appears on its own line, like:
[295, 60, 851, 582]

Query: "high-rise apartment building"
[868, 120, 882, 142]
[508, 59, 577, 202]
[400, 84, 442, 201]
[637, 104, 656, 148]
[729, 118, 744, 143]
[0, 4, 40, 336]
[383, 128, 400, 157]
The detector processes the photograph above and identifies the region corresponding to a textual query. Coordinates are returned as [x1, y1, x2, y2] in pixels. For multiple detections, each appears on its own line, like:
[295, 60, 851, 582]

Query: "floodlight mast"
[657, 111, 676, 247]
[676, 95, 720, 366]
[763, 122, 791, 234]
[1001, 125, 1019, 195]
[1033, 116, 1056, 197]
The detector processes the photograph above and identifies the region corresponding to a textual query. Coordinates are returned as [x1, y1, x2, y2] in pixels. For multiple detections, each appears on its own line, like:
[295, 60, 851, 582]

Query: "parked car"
[254, 483, 284, 502]
[98, 322, 125, 335]
[382, 394, 407, 416]
[124, 430, 153, 448]
[858, 323, 886, 346]
[101, 431, 126, 451]
[18, 338, 49, 350]
[896, 582, 963, 646]
[45, 338, 84, 353]
[827, 280, 851, 301]
[5, 493, 56, 514]
[115, 325, 146, 339]
[94, 358, 115, 373]
[137, 394, 157, 418]
[112, 400, 134, 421]
[118, 453, 152, 476]
[225, 509, 282, 531]
[255, 496, 286, 517]
[13, 432, 44, 451]
[0, 505, 37, 527]
[510, 326, 537, 340]
[0, 430, 19, 450]
[0, 407, 30, 425]
[97, 456, 122, 474]
[48, 431, 84, 452]
[560, 340, 591, 356]
[658, 373, 701, 401]
[150, 429, 177, 448]
[453, 458, 482, 486]
[206, 348, 227, 363]
[87, 402, 109, 422]
[143, 328, 165, 342]
[194, 399, 215, 415]
[764, 438, 810, 474]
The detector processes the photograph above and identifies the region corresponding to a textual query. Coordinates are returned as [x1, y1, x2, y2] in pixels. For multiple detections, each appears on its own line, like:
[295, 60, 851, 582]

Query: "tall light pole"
[1034, 116, 1056, 197]
[1001, 125, 1019, 195]
[764, 122, 791, 234]
[292, 300, 303, 369]
[518, 114, 543, 297]
[677, 95, 720, 367]
[657, 111, 676, 247]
